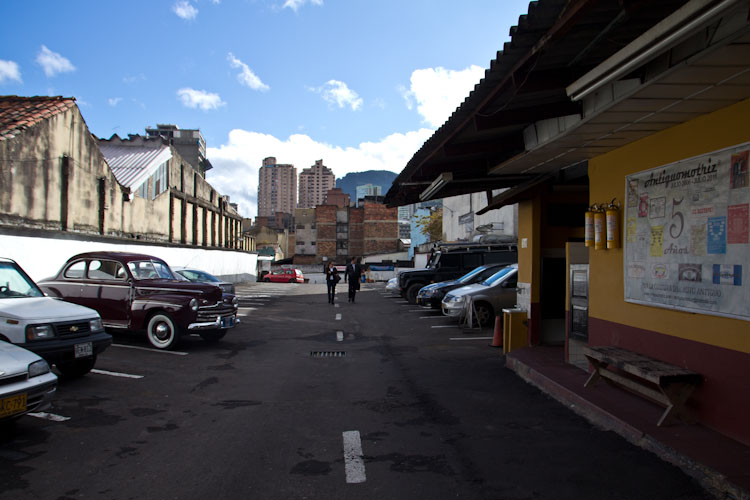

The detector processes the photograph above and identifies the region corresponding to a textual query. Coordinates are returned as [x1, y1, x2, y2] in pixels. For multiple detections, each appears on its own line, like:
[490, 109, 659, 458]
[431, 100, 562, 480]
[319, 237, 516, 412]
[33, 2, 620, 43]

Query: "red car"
[263, 268, 304, 283]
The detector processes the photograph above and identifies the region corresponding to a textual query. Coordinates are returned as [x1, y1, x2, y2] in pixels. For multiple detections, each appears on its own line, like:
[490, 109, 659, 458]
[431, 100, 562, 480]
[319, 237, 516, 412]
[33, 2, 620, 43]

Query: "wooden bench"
[582, 346, 702, 427]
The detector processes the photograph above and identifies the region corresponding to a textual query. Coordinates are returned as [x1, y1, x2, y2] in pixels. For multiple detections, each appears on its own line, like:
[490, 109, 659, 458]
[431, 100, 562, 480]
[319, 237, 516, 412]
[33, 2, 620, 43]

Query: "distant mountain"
[336, 170, 397, 202]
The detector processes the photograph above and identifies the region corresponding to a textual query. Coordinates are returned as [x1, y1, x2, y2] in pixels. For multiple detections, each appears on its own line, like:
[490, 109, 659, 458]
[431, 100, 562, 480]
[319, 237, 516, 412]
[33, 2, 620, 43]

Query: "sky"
[1, 0, 530, 219]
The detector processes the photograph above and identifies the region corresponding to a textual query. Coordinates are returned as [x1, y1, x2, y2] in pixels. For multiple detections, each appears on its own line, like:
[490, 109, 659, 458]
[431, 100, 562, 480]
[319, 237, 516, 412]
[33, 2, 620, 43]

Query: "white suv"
[0, 258, 111, 378]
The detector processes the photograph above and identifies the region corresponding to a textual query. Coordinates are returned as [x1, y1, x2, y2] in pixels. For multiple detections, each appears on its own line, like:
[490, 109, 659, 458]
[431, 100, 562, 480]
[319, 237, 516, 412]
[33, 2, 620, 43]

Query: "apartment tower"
[257, 157, 297, 218]
[298, 159, 335, 209]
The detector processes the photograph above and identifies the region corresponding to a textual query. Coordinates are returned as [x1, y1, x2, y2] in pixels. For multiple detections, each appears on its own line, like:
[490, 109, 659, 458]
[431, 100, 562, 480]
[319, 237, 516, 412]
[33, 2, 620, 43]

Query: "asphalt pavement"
[0, 281, 712, 499]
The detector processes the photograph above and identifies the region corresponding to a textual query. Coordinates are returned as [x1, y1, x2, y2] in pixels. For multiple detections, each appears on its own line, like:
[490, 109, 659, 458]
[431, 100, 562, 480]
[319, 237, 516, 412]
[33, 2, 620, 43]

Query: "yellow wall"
[518, 198, 541, 302]
[588, 98, 750, 353]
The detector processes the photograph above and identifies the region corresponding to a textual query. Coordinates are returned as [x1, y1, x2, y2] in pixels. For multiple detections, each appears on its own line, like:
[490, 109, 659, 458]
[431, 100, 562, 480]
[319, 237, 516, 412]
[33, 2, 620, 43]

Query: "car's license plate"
[74, 342, 93, 358]
[0, 393, 27, 418]
[220, 316, 234, 328]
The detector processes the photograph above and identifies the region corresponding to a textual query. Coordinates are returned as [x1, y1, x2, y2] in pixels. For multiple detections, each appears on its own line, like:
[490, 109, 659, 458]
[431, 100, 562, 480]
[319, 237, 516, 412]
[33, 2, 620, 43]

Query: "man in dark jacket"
[345, 257, 362, 303]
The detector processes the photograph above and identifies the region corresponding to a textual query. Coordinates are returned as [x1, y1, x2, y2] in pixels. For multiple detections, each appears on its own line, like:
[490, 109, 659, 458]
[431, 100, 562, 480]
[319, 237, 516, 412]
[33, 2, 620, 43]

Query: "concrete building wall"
[294, 208, 316, 256]
[258, 160, 297, 217]
[443, 192, 516, 242]
[298, 159, 335, 208]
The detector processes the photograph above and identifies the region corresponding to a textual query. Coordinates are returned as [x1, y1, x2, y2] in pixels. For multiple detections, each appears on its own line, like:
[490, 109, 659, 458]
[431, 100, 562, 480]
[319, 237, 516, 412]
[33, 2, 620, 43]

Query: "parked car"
[441, 264, 518, 327]
[416, 263, 508, 309]
[385, 277, 399, 293]
[173, 267, 235, 295]
[263, 268, 304, 283]
[398, 243, 517, 304]
[0, 258, 111, 378]
[38, 252, 238, 350]
[0, 341, 58, 421]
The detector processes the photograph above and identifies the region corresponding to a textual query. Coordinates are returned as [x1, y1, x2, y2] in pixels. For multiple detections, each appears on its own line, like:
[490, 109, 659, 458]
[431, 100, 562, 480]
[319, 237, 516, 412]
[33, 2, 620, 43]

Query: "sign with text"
[624, 143, 750, 320]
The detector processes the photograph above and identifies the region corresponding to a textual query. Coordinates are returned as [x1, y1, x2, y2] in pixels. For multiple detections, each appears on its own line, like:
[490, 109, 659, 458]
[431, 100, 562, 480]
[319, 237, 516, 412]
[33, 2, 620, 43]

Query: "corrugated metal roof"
[98, 143, 172, 190]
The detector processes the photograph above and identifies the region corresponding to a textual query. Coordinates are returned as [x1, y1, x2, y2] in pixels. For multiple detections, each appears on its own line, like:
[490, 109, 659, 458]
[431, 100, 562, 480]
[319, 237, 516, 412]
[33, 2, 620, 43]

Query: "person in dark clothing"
[325, 261, 340, 304]
[345, 257, 362, 303]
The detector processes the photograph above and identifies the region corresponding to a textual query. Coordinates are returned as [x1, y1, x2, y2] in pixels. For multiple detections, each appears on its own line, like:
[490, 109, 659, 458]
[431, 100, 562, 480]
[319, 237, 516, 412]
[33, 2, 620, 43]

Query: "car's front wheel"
[473, 301, 495, 328]
[199, 329, 227, 342]
[406, 283, 423, 304]
[146, 312, 181, 350]
[56, 355, 97, 378]
[264, 278, 271, 282]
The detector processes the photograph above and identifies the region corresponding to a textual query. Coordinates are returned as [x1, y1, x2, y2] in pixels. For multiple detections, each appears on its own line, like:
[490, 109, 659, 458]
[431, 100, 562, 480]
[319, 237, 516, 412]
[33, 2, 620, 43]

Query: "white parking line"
[337, 331, 344, 342]
[28, 412, 71, 422]
[91, 369, 144, 379]
[430, 325, 456, 329]
[419, 316, 446, 319]
[449, 336, 494, 341]
[112, 344, 188, 356]
[336, 313, 342, 320]
[342, 430, 366, 484]
[239, 307, 257, 312]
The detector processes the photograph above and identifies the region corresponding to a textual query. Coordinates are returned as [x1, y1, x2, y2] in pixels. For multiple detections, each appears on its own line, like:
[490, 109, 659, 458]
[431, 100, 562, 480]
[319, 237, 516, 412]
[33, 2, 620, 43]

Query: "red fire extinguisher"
[606, 199, 621, 249]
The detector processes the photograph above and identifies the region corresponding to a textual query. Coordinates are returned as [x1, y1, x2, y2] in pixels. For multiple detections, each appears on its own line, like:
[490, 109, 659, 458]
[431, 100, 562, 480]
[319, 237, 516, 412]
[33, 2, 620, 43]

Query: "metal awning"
[385, 0, 750, 211]
[476, 174, 554, 215]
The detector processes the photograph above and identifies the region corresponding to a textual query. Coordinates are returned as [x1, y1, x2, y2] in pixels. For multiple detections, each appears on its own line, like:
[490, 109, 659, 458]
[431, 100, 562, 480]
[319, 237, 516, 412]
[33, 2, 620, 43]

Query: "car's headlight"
[28, 359, 50, 378]
[89, 317, 104, 332]
[189, 298, 198, 311]
[26, 324, 55, 341]
[446, 295, 464, 303]
[420, 288, 435, 298]
[232, 296, 239, 307]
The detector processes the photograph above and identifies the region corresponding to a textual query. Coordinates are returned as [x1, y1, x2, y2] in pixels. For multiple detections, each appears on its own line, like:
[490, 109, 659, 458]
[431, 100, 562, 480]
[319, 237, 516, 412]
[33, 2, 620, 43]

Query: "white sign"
[624, 143, 750, 320]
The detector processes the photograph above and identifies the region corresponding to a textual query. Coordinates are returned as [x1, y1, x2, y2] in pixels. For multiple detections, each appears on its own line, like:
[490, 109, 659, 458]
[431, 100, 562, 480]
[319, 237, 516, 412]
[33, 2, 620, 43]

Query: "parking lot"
[0, 282, 710, 500]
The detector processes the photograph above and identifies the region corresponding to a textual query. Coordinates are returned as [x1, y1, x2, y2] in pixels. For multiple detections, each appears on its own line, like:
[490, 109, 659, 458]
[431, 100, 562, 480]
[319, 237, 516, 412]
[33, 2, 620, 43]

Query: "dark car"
[415, 263, 508, 309]
[38, 252, 238, 350]
[173, 267, 235, 295]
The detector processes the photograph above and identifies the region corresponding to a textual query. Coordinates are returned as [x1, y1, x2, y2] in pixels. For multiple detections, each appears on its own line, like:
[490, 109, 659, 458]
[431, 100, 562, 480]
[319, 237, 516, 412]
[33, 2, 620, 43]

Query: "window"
[64, 261, 86, 279]
[87, 260, 126, 280]
[296, 241, 305, 246]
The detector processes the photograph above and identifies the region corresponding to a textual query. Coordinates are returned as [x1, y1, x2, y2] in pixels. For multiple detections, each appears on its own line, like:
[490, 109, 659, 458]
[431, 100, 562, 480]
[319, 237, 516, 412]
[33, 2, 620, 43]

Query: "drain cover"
[310, 351, 347, 358]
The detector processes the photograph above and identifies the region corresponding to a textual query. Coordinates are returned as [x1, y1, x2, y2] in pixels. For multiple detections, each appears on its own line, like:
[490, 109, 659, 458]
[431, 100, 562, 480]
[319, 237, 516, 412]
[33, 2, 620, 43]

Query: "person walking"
[325, 261, 340, 304]
[345, 257, 362, 303]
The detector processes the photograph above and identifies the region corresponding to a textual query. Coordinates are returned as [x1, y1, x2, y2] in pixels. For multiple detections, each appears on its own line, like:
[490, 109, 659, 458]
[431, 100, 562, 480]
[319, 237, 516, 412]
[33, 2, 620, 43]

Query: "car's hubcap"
[155, 322, 171, 341]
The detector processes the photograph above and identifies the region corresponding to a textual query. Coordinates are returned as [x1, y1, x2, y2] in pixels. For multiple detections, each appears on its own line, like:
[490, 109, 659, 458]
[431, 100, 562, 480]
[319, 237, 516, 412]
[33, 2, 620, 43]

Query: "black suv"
[398, 244, 517, 304]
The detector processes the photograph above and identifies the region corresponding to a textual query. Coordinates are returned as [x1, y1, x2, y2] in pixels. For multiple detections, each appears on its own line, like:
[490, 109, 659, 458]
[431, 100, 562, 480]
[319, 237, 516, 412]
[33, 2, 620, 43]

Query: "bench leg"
[656, 383, 697, 427]
[584, 358, 606, 388]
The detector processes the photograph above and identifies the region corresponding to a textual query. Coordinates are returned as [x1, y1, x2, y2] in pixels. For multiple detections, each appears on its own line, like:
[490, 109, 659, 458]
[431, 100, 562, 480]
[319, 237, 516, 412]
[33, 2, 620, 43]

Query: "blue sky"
[1, 0, 530, 218]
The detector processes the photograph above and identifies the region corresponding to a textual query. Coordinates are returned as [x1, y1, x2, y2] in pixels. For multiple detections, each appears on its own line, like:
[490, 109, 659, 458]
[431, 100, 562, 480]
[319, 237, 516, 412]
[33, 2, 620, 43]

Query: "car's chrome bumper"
[188, 314, 239, 331]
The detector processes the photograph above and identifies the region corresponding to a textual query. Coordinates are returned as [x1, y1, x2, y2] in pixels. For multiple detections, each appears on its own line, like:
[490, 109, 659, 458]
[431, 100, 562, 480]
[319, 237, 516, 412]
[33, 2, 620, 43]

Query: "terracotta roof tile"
[0, 95, 76, 141]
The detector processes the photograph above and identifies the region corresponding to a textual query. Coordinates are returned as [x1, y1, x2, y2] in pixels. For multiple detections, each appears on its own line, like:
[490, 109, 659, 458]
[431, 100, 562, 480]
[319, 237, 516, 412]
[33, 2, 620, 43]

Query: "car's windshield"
[0, 262, 45, 298]
[481, 266, 515, 286]
[128, 260, 176, 280]
[183, 270, 219, 282]
[457, 266, 488, 284]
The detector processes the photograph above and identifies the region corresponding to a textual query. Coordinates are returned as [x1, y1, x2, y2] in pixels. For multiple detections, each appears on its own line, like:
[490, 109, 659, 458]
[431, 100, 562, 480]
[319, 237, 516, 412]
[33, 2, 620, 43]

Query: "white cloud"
[36, 46, 75, 78]
[227, 53, 269, 92]
[312, 80, 363, 111]
[206, 127, 433, 219]
[0, 60, 22, 83]
[108, 97, 122, 107]
[177, 88, 226, 111]
[173, 1, 198, 20]
[401, 65, 484, 128]
[283, 0, 322, 12]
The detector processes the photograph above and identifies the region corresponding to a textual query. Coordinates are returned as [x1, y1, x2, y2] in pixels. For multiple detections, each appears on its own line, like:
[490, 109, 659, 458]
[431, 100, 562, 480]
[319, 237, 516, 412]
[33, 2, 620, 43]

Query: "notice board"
[624, 143, 750, 320]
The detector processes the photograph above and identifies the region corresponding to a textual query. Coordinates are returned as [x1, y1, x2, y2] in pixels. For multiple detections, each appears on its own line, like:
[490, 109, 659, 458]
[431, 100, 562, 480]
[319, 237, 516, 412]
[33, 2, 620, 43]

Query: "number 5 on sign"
[669, 197, 684, 239]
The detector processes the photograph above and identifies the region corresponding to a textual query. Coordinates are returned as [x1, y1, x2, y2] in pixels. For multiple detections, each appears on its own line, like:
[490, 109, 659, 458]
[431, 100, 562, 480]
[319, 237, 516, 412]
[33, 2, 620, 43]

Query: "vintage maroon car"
[38, 252, 238, 350]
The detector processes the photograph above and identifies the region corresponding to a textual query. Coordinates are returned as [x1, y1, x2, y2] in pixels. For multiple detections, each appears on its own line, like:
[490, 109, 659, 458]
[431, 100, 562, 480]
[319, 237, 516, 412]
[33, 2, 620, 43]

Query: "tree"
[415, 207, 442, 242]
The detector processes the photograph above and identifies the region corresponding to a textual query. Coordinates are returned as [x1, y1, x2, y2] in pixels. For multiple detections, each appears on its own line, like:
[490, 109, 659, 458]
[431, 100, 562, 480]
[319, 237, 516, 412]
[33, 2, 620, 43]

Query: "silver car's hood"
[0, 341, 40, 375]
[446, 283, 485, 298]
[0, 297, 100, 322]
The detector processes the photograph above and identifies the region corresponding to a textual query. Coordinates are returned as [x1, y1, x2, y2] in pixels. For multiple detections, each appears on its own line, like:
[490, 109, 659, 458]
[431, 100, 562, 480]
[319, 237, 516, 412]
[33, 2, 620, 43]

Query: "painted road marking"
[28, 412, 71, 422]
[336, 313, 342, 320]
[337, 331, 344, 342]
[112, 344, 188, 356]
[238, 307, 257, 313]
[419, 316, 446, 319]
[342, 430, 366, 484]
[335, 303, 340, 308]
[91, 369, 144, 379]
[430, 325, 456, 329]
[449, 336, 494, 341]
